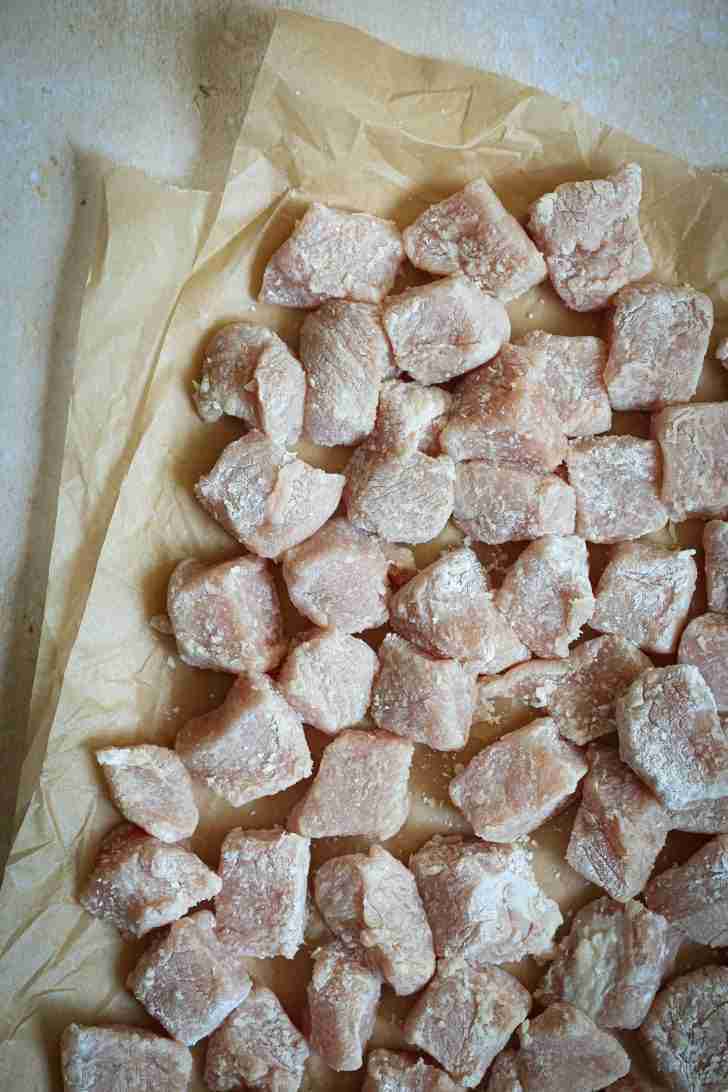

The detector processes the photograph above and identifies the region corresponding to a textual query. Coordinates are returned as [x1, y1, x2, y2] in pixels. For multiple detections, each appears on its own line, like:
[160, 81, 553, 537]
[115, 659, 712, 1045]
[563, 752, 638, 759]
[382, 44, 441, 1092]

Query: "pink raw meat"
[364, 1049, 466, 1091]
[61, 1024, 193, 1092]
[652, 402, 728, 520]
[704, 519, 728, 612]
[486, 1050, 523, 1092]
[367, 378, 451, 455]
[307, 941, 382, 1071]
[516, 1002, 631, 1091]
[344, 447, 455, 544]
[645, 834, 728, 947]
[277, 628, 378, 734]
[517, 331, 611, 437]
[96, 744, 198, 843]
[453, 462, 575, 544]
[678, 613, 728, 712]
[477, 660, 572, 713]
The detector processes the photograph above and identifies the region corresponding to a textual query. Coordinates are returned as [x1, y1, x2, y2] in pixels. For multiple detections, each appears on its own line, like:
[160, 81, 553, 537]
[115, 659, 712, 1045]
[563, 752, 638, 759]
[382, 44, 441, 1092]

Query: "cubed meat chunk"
[193, 322, 305, 446]
[344, 448, 455, 544]
[215, 828, 309, 959]
[204, 985, 309, 1092]
[382, 275, 510, 384]
[565, 436, 668, 543]
[527, 162, 652, 312]
[314, 845, 435, 995]
[409, 836, 562, 963]
[449, 717, 587, 842]
[704, 520, 728, 612]
[307, 942, 382, 1071]
[566, 745, 669, 901]
[277, 628, 378, 734]
[591, 543, 697, 655]
[127, 910, 251, 1046]
[404, 960, 531, 1089]
[678, 613, 728, 712]
[605, 283, 712, 411]
[453, 463, 575, 544]
[517, 1002, 631, 1091]
[96, 745, 198, 843]
[536, 897, 674, 1029]
[640, 966, 728, 1092]
[300, 301, 392, 446]
[364, 1049, 465, 1092]
[79, 822, 221, 939]
[495, 535, 594, 658]
[668, 787, 728, 833]
[645, 834, 728, 947]
[368, 379, 451, 455]
[259, 203, 404, 308]
[617, 664, 728, 810]
[288, 730, 413, 840]
[61, 1024, 193, 1092]
[652, 402, 728, 520]
[166, 555, 285, 674]
[517, 331, 611, 437]
[477, 660, 572, 712]
[486, 1050, 523, 1092]
[175, 675, 312, 807]
[441, 344, 567, 470]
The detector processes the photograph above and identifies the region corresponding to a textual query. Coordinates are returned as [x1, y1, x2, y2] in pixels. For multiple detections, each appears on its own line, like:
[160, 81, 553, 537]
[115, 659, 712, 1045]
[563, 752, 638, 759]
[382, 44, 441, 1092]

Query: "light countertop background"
[1, 0, 727, 872]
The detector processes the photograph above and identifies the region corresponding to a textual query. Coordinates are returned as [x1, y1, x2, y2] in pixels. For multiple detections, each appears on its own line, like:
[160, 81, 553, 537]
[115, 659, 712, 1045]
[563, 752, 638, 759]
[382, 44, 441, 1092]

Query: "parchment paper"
[1, 11, 727, 1090]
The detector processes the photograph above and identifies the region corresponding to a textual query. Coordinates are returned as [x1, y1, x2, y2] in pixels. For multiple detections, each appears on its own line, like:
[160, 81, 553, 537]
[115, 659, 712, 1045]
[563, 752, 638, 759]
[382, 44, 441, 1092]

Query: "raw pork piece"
[127, 910, 251, 1046]
[617, 664, 728, 810]
[704, 519, 728, 612]
[495, 535, 594, 658]
[307, 942, 382, 1070]
[566, 745, 669, 901]
[367, 378, 451, 455]
[344, 447, 455, 544]
[453, 463, 575, 544]
[314, 845, 435, 995]
[61, 1024, 193, 1092]
[477, 660, 572, 712]
[166, 555, 285, 674]
[371, 634, 476, 751]
[193, 322, 305, 446]
[717, 335, 728, 366]
[79, 822, 221, 939]
[282, 517, 406, 633]
[175, 674, 311, 808]
[389, 546, 530, 674]
[527, 162, 652, 312]
[669, 789, 728, 833]
[591, 543, 697, 655]
[259, 203, 404, 308]
[409, 836, 562, 963]
[205, 985, 309, 1092]
[486, 1051, 523, 1092]
[565, 436, 668, 543]
[536, 897, 674, 1029]
[288, 730, 413, 840]
[440, 343, 567, 470]
[678, 613, 728, 712]
[96, 745, 198, 843]
[645, 834, 728, 947]
[640, 966, 728, 1092]
[364, 1049, 465, 1092]
[242, 461, 345, 560]
[449, 718, 587, 842]
[382, 275, 510, 384]
[215, 828, 309, 959]
[404, 960, 531, 1089]
[300, 300, 392, 446]
[517, 1002, 631, 1091]
[652, 402, 728, 520]
[549, 635, 653, 745]
[277, 628, 378, 734]
[517, 331, 611, 437]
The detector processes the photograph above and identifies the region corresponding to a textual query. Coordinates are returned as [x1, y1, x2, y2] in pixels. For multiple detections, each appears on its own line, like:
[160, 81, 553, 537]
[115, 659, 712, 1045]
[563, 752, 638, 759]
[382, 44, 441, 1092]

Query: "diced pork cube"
[517, 1002, 631, 1091]
[652, 402, 728, 520]
[449, 717, 587, 842]
[166, 555, 285, 674]
[591, 543, 697, 655]
[215, 828, 309, 959]
[566, 745, 669, 901]
[617, 664, 728, 810]
[61, 1024, 193, 1092]
[344, 448, 455, 544]
[404, 960, 531, 1089]
[517, 331, 611, 437]
[463, 464, 576, 546]
[486, 1050, 523, 1092]
[565, 436, 668, 543]
[364, 1049, 465, 1092]
[704, 520, 728, 612]
[527, 162, 652, 312]
[382, 275, 510, 384]
[368, 379, 451, 455]
[175, 675, 311, 807]
[127, 910, 251, 1046]
[477, 660, 572, 712]
[605, 283, 712, 411]
[307, 942, 382, 1071]
[96, 745, 198, 843]
[409, 836, 562, 963]
[288, 730, 413, 840]
[243, 460, 346, 560]
[678, 613, 728, 712]
[259, 203, 404, 308]
[277, 628, 378, 734]
[205, 985, 309, 1092]
[645, 834, 728, 947]
[668, 789, 728, 833]
[79, 822, 221, 939]
[495, 535, 594, 658]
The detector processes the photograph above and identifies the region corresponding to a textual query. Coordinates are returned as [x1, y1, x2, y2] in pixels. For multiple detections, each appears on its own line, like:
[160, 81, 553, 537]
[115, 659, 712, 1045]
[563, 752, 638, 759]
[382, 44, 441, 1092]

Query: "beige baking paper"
[2, 11, 727, 1090]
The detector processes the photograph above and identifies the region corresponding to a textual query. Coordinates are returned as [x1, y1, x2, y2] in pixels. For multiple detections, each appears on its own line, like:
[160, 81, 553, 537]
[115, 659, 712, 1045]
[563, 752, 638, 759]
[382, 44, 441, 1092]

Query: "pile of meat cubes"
[62, 166, 728, 1092]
